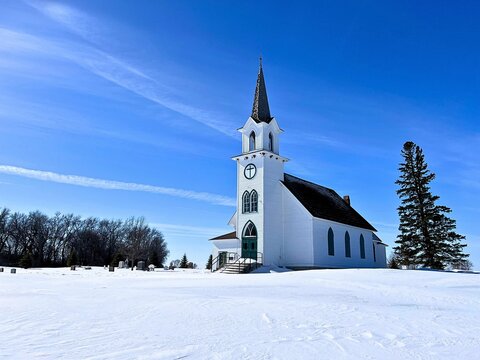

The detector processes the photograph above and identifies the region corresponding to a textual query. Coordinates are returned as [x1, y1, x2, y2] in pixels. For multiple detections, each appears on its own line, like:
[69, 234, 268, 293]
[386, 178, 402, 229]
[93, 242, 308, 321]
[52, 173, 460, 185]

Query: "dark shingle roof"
[251, 59, 273, 123]
[282, 173, 376, 231]
[209, 231, 238, 241]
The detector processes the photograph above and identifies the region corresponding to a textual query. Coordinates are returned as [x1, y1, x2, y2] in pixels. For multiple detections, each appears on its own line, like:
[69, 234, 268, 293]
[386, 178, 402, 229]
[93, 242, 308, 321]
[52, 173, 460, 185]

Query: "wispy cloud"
[0, 95, 224, 158]
[371, 221, 398, 229]
[0, 165, 236, 206]
[285, 131, 345, 148]
[27, 0, 122, 49]
[0, 18, 236, 137]
[151, 223, 232, 239]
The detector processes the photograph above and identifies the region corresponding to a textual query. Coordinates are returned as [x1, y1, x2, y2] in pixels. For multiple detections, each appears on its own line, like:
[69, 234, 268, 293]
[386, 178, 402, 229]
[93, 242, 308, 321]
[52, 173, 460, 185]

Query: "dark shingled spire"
[251, 58, 272, 123]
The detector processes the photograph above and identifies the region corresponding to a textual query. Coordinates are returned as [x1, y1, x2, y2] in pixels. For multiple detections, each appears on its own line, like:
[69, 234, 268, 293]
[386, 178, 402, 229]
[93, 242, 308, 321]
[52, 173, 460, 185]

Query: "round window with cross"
[244, 163, 256, 179]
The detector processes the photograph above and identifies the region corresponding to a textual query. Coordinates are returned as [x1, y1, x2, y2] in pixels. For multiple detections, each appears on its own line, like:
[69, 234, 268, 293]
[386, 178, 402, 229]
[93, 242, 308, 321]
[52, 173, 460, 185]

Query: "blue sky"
[0, 1, 479, 268]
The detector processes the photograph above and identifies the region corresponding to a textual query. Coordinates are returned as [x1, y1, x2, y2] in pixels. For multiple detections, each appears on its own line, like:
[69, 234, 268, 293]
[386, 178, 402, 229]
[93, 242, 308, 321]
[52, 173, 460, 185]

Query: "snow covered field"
[0, 267, 479, 360]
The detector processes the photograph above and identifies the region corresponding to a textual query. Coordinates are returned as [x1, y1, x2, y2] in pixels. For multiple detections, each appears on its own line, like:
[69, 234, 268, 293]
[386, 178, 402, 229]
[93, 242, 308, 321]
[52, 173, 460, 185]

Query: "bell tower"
[232, 59, 288, 265]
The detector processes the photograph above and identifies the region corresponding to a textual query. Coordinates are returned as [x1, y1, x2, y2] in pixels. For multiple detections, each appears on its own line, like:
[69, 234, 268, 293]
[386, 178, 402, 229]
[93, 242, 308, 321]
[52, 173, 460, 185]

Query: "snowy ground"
[0, 267, 479, 359]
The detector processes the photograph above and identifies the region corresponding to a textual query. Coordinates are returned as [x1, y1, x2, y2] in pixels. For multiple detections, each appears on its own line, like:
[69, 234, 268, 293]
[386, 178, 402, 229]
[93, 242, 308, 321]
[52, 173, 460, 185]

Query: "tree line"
[0, 208, 169, 268]
[393, 141, 470, 270]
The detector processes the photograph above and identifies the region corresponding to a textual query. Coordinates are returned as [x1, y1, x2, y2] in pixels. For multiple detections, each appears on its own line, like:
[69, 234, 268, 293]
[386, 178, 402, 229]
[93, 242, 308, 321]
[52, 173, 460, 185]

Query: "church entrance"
[241, 221, 257, 260]
[218, 252, 227, 268]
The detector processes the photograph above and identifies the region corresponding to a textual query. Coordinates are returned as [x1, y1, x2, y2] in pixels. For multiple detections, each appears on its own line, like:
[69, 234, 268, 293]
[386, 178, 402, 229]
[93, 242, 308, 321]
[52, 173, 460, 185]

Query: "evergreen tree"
[19, 252, 32, 269]
[110, 252, 124, 267]
[67, 249, 78, 267]
[387, 253, 400, 269]
[206, 254, 213, 270]
[179, 253, 188, 268]
[149, 251, 160, 267]
[395, 141, 468, 269]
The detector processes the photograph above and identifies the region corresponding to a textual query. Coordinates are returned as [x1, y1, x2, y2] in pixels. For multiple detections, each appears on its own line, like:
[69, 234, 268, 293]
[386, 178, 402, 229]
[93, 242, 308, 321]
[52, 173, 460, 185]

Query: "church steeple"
[251, 58, 272, 123]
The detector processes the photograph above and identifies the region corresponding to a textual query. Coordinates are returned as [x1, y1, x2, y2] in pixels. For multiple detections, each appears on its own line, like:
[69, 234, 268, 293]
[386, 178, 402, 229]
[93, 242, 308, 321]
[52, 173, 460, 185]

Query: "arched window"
[328, 228, 335, 256]
[360, 234, 365, 259]
[242, 191, 250, 213]
[345, 231, 351, 258]
[373, 243, 376, 262]
[243, 221, 257, 237]
[268, 132, 273, 152]
[249, 131, 256, 151]
[250, 190, 258, 212]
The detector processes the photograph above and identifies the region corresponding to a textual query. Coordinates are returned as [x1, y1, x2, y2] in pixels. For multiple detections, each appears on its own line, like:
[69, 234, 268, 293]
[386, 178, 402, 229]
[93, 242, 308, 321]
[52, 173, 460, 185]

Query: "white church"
[210, 62, 387, 272]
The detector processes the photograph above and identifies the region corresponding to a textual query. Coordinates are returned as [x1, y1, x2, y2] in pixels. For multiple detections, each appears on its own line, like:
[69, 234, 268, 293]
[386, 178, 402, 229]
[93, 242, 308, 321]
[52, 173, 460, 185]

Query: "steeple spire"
[251, 57, 272, 123]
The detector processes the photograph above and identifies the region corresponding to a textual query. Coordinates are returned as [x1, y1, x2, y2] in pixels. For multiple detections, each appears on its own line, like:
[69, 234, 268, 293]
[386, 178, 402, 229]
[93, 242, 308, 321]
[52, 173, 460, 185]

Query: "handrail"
[212, 251, 263, 273]
[211, 251, 240, 272]
[221, 252, 263, 274]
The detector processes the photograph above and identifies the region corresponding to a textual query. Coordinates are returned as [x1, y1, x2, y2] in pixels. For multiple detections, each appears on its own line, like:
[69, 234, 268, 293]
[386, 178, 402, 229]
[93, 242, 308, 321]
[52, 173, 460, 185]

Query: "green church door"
[241, 221, 258, 260]
[242, 237, 257, 260]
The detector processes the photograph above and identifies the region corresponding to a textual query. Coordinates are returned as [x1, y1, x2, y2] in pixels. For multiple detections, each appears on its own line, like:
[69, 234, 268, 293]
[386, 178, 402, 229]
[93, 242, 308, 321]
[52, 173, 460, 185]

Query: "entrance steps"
[220, 258, 262, 274]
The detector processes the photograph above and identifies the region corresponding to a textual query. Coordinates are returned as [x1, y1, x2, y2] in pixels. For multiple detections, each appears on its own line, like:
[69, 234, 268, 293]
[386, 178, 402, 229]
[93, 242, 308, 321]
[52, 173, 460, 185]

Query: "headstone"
[119, 261, 124, 268]
[11, 268, 16, 274]
[148, 264, 155, 272]
[70, 265, 76, 271]
[0, 267, 4, 272]
[137, 261, 145, 271]
[109, 265, 114, 272]
[84, 266, 91, 270]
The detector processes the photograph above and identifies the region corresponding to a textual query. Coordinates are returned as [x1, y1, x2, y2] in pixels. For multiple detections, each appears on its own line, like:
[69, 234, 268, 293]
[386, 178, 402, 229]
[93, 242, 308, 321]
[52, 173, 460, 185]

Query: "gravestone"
[11, 269, 16, 274]
[70, 265, 76, 271]
[137, 261, 145, 271]
[119, 261, 125, 269]
[0, 267, 4, 272]
[109, 265, 114, 272]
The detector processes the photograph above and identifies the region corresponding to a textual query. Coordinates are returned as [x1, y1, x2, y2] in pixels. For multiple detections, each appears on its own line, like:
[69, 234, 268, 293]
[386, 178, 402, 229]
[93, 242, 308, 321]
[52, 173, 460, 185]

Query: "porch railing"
[211, 252, 239, 272]
[212, 252, 263, 273]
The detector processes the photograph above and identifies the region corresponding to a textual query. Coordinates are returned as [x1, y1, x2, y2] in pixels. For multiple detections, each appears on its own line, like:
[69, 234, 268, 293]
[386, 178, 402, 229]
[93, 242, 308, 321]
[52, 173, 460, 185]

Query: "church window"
[249, 131, 256, 151]
[345, 231, 351, 258]
[268, 132, 273, 152]
[373, 243, 376, 262]
[328, 228, 335, 256]
[243, 221, 257, 237]
[360, 234, 365, 259]
[242, 191, 250, 213]
[250, 190, 258, 212]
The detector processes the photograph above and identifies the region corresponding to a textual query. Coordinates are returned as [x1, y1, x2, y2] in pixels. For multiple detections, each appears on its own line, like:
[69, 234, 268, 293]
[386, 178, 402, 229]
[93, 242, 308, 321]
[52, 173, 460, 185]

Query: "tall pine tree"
[206, 254, 213, 270]
[179, 253, 189, 269]
[395, 141, 468, 269]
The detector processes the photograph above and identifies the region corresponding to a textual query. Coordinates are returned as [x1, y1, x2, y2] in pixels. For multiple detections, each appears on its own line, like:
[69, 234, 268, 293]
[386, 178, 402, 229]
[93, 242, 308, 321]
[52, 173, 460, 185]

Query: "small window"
[373, 243, 376, 262]
[328, 228, 335, 256]
[250, 190, 258, 212]
[268, 133, 273, 152]
[242, 191, 250, 213]
[360, 234, 365, 259]
[251, 243, 255, 250]
[243, 243, 248, 250]
[345, 231, 351, 258]
[249, 131, 256, 151]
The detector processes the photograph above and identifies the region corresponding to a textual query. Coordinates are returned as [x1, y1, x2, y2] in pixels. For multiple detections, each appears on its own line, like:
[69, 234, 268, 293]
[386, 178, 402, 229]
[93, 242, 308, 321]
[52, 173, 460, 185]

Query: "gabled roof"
[251, 58, 273, 124]
[282, 174, 376, 231]
[209, 231, 238, 241]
